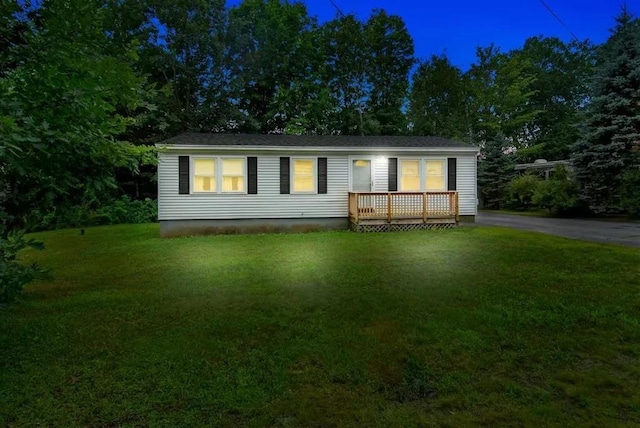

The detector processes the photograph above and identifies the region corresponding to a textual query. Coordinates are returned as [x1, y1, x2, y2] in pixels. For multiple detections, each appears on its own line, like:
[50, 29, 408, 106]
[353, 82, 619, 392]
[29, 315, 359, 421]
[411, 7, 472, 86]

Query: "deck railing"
[348, 191, 459, 223]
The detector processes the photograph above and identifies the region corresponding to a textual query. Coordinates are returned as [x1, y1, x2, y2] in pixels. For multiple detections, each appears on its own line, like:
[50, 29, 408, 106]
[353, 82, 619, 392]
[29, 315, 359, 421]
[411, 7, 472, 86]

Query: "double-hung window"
[292, 159, 315, 193]
[425, 160, 445, 191]
[222, 159, 245, 192]
[400, 160, 421, 191]
[193, 159, 216, 192]
[192, 158, 246, 193]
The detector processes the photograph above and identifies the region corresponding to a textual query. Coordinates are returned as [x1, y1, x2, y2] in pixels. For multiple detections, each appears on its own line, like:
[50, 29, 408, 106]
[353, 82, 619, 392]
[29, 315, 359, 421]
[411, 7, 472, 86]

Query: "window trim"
[220, 157, 247, 194]
[190, 156, 247, 194]
[291, 157, 317, 194]
[191, 156, 218, 194]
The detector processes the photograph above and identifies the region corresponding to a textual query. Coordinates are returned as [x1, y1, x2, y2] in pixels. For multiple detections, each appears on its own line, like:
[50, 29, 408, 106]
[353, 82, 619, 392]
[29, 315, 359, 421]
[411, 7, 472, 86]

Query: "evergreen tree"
[478, 137, 516, 209]
[571, 10, 640, 213]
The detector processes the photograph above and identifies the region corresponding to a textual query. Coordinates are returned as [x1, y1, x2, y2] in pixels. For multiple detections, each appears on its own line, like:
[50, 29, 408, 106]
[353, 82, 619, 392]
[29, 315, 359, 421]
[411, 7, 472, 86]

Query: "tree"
[321, 14, 368, 135]
[408, 54, 469, 139]
[515, 37, 594, 161]
[364, 9, 414, 135]
[478, 137, 516, 209]
[228, 0, 317, 133]
[466, 46, 539, 147]
[0, 0, 151, 301]
[571, 10, 640, 213]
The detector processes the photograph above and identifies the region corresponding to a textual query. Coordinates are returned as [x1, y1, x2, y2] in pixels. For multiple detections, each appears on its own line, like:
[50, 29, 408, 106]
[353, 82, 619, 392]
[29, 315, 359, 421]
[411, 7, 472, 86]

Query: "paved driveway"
[476, 212, 640, 248]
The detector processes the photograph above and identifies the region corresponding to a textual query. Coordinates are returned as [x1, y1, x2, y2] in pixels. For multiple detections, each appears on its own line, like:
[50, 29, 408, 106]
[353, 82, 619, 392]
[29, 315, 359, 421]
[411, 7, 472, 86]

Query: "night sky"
[293, 0, 640, 69]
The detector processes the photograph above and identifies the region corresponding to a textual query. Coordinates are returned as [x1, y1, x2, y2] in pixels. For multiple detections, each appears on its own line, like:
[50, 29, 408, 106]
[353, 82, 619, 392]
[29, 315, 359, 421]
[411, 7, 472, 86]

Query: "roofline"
[156, 144, 479, 153]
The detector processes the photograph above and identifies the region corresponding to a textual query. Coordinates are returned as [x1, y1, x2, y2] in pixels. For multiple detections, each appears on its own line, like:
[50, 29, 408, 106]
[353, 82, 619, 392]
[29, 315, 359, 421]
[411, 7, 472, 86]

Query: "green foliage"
[0, 228, 48, 303]
[620, 167, 640, 218]
[532, 165, 582, 215]
[508, 173, 540, 210]
[409, 55, 469, 140]
[571, 11, 640, 213]
[30, 196, 158, 232]
[478, 138, 516, 209]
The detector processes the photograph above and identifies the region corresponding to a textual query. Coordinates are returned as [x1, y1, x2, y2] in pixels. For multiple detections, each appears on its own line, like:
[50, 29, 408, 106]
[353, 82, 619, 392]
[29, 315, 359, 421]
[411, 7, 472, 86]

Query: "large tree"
[364, 9, 414, 135]
[571, 10, 640, 213]
[0, 0, 151, 301]
[515, 37, 594, 161]
[408, 54, 469, 140]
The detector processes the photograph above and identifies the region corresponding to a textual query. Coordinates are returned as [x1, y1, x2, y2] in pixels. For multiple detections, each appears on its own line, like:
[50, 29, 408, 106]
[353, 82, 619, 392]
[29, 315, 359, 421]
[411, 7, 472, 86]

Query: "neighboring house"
[514, 159, 570, 179]
[157, 134, 479, 236]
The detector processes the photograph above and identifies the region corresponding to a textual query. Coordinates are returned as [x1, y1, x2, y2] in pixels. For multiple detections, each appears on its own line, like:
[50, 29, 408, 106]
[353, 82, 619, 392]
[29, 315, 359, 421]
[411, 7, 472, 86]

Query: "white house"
[157, 134, 478, 236]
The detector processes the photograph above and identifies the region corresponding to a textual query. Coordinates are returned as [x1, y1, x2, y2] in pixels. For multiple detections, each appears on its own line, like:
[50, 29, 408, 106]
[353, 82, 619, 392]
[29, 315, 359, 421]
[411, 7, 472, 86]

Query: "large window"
[193, 157, 245, 193]
[293, 159, 315, 192]
[400, 160, 420, 191]
[426, 160, 445, 190]
[194, 159, 216, 192]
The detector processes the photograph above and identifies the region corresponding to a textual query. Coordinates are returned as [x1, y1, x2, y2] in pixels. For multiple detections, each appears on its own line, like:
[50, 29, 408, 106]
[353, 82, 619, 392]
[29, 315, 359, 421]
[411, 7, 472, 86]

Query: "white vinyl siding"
[159, 153, 349, 220]
[158, 151, 478, 220]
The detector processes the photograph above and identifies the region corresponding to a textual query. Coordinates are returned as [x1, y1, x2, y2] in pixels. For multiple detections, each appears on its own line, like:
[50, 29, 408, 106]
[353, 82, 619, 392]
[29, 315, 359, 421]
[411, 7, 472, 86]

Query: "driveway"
[476, 212, 640, 248]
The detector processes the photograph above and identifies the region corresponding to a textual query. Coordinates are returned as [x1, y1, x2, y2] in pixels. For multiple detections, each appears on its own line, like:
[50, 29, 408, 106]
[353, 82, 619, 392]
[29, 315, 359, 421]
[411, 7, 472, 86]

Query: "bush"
[508, 173, 540, 210]
[532, 165, 582, 216]
[27, 196, 157, 232]
[620, 168, 640, 218]
[93, 196, 157, 225]
[0, 228, 48, 303]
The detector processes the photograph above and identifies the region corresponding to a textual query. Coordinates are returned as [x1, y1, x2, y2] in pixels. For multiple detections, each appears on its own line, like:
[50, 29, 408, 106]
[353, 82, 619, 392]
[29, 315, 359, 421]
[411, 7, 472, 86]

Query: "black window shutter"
[280, 157, 290, 194]
[317, 157, 327, 194]
[447, 158, 457, 191]
[388, 158, 398, 191]
[248, 157, 258, 194]
[178, 156, 189, 194]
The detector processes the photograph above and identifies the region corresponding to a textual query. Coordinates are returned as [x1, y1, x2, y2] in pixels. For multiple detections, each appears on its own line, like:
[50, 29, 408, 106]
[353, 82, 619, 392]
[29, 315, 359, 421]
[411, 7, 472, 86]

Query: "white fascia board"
[157, 144, 479, 153]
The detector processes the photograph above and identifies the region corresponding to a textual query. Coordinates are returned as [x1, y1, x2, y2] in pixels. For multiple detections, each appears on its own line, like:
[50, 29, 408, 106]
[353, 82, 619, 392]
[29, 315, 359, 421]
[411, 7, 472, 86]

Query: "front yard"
[1, 224, 639, 426]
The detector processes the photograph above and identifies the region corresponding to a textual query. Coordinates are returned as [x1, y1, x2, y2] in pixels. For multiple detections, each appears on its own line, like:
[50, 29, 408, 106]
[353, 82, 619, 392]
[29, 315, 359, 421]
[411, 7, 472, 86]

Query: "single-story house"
[157, 134, 479, 236]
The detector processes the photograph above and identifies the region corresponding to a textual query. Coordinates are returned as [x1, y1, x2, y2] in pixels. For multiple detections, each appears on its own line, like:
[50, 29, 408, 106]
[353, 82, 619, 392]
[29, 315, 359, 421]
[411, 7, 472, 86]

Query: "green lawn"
[2, 225, 640, 426]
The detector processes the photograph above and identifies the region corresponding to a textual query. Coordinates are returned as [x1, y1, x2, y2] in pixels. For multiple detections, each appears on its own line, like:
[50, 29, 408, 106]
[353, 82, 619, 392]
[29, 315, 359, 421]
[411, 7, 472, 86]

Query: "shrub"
[532, 165, 583, 216]
[508, 173, 540, 210]
[93, 196, 157, 225]
[0, 228, 48, 303]
[26, 196, 157, 232]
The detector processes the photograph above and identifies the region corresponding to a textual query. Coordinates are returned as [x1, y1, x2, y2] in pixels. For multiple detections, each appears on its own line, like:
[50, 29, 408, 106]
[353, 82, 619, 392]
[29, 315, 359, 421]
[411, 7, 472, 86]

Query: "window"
[222, 159, 245, 192]
[426, 160, 445, 190]
[192, 157, 246, 193]
[400, 160, 420, 191]
[293, 159, 315, 192]
[194, 159, 216, 192]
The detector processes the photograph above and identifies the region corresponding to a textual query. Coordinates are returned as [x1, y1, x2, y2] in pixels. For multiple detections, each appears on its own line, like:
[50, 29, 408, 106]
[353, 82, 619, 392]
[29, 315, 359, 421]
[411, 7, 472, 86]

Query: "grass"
[2, 224, 640, 426]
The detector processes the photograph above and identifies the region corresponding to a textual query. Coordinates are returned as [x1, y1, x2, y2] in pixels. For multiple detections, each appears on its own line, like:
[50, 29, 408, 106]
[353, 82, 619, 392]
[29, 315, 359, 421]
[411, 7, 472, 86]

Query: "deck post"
[455, 192, 459, 222]
[387, 192, 392, 223]
[354, 193, 359, 223]
[422, 192, 427, 223]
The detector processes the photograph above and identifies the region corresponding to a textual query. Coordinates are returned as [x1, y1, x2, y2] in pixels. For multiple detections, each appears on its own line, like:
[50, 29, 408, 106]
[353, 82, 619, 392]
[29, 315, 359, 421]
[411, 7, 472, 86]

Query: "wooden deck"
[348, 192, 459, 232]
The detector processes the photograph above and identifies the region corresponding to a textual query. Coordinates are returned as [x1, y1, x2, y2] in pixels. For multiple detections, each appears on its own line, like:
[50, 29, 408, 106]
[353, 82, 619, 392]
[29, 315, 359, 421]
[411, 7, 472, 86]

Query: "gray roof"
[161, 133, 474, 149]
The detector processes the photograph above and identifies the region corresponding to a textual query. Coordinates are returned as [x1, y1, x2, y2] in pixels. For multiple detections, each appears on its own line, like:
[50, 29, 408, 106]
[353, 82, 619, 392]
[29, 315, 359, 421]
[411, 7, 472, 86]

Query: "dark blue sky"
[297, 0, 639, 69]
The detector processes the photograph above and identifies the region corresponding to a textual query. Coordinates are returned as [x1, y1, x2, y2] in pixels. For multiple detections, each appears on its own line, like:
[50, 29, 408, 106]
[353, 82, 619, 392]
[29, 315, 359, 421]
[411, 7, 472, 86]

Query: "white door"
[352, 159, 372, 192]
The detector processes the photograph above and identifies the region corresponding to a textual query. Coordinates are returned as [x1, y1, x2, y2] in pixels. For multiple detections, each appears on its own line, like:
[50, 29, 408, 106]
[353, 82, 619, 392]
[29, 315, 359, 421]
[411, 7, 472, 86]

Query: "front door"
[352, 159, 372, 192]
